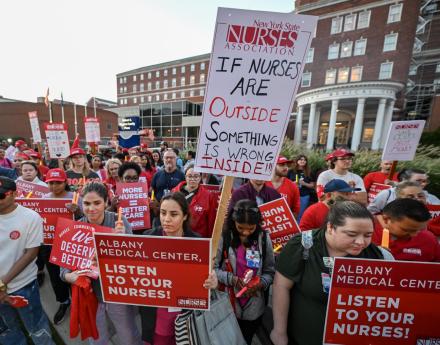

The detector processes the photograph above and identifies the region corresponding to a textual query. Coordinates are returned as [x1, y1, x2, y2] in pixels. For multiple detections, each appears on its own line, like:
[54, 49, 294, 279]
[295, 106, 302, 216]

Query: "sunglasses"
[0, 191, 14, 200]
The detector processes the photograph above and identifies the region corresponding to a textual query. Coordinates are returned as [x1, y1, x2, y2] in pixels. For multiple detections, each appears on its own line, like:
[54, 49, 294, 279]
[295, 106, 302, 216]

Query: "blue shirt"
[151, 169, 185, 201]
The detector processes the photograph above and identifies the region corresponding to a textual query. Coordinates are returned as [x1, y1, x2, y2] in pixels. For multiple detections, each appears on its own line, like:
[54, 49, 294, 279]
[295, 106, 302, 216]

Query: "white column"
[351, 98, 366, 151]
[380, 100, 395, 148]
[306, 102, 317, 148]
[294, 105, 304, 144]
[326, 99, 339, 150]
[371, 98, 387, 150]
[313, 107, 321, 144]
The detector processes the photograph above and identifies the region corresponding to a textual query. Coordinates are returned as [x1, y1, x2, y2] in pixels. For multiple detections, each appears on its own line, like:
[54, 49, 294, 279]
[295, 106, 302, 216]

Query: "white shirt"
[316, 169, 366, 198]
[0, 204, 43, 293]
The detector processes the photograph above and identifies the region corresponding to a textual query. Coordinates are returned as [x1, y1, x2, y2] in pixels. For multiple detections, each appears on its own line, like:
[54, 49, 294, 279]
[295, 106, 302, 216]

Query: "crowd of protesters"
[1, 138, 439, 345]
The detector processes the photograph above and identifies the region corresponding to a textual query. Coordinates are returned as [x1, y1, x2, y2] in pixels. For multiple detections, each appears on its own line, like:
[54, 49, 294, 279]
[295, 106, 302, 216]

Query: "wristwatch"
[0, 279, 7, 292]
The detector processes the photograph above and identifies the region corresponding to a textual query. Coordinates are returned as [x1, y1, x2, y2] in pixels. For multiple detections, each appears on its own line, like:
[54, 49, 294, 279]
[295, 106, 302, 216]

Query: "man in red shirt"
[266, 156, 300, 218]
[363, 160, 398, 192]
[372, 198, 440, 262]
[299, 179, 359, 230]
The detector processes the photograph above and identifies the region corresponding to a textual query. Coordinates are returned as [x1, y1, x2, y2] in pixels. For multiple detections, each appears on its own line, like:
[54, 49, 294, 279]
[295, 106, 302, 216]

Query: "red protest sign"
[49, 218, 113, 270]
[368, 183, 392, 203]
[259, 198, 300, 247]
[116, 182, 150, 231]
[16, 180, 49, 198]
[16, 198, 73, 245]
[427, 204, 440, 237]
[324, 258, 440, 345]
[94, 233, 211, 310]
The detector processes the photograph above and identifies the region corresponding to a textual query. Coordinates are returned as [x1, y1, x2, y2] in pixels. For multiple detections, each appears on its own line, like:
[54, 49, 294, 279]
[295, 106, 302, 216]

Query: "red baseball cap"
[331, 149, 355, 159]
[277, 156, 293, 165]
[15, 140, 26, 147]
[70, 147, 86, 156]
[325, 153, 334, 161]
[14, 152, 30, 160]
[28, 150, 42, 159]
[45, 168, 67, 182]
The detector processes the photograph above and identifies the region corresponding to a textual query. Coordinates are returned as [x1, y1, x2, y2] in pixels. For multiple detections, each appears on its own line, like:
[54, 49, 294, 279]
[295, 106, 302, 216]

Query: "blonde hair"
[69, 155, 92, 176]
[105, 158, 122, 175]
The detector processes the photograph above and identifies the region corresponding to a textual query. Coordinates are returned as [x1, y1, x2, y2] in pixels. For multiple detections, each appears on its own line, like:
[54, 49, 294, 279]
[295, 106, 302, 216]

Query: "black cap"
[0, 177, 16, 194]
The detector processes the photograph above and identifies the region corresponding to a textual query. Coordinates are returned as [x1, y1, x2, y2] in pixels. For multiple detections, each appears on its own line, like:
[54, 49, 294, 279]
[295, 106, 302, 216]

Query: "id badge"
[321, 272, 331, 294]
[246, 249, 260, 268]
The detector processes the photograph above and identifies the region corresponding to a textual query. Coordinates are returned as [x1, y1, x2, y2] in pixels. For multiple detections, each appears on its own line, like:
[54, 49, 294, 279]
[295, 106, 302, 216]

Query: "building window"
[331, 17, 343, 34]
[123, 86, 127, 93]
[119, 99, 123, 105]
[133, 75, 137, 82]
[201, 62, 205, 70]
[180, 91, 185, 98]
[344, 14, 357, 32]
[164, 94, 168, 100]
[148, 95, 152, 102]
[155, 71, 160, 78]
[119, 87, 123, 93]
[181, 77, 185, 86]
[328, 43, 340, 60]
[340, 41, 353, 58]
[140, 83, 144, 92]
[190, 64, 195, 72]
[379, 62, 394, 79]
[155, 81, 160, 89]
[133, 97, 137, 104]
[133, 85, 137, 92]
[172, 92, 176, 99]
[141, 96, 144, 103]
[119, 77, 123, 84]
[413, 37, 424, 53]
[190, 75, 195, 85]
[338, 67, 349, 83]
[147, 82, 152, 91]
[383, 33, 398, 52]
[357, 10, 371, 29]
[434, 78, 440, 85]
[325, 69, 337, 85]
[140, 74, 144, 81]
[436, 63, 440, 73]
[190, 90, 195, 97]
[148, 72, 151, 79]
[306, 48, 314, 63]
[200, 74, 205, 83]
[351, 66, 363, 82]
[200, 89, 205, 96]
[123, 77, 127, 83]
[172, 68, 176, 75]
[388, 3, 403, 23]
[164, 80, 168, 88]
[164, 69, 168, 77]
[181, 66, 186, 73]
[354, 38, 367, 56]
[301, 72, 311, 87]
[172, 78, 176, 87]
[409, 65, 418, 75]
[124, 99, 128, 105]
[156, 94, 160, 101]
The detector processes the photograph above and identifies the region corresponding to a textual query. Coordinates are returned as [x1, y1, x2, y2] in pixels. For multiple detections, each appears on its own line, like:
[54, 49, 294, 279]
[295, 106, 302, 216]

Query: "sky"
[0, 0, 294, 105]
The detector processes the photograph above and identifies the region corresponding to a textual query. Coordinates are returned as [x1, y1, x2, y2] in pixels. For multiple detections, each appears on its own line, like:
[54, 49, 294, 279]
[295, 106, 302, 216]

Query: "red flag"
[44, 88, 50, 107]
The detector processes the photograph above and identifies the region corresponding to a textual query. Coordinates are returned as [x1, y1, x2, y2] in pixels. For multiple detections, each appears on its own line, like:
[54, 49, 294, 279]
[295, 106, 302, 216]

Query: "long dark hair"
[81, 181, 109, 203]
[225, 199, 263, 249]
[292, 154, 311, 177]
[324, 200, 374, 230]
[160, 192, 192, 234]
[152, 149, 163, 167]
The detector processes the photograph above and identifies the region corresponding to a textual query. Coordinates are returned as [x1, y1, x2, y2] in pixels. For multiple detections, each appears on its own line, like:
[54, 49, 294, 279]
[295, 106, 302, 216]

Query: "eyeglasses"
[0, 191, 14, 200]
[123, 175, 139, 182]
[336, 157, 353, 161]
[186, 175, 201, 180]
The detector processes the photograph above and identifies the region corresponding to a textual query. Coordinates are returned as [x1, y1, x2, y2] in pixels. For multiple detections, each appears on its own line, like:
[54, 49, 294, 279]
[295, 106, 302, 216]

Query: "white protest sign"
[382, 120, 425, 161]
[194, 8, 317, 180]
[85, 117, 101, 143]
[28, 111, 42, 143]
[44, 122, 70, 159]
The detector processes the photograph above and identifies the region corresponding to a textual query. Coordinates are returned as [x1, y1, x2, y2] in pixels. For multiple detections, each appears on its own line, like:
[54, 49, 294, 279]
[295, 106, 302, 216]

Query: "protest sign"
[94, 233, 211, 310]
[85, 117, 101, 143]
[324, 257, 440, 345]
[28, 111, 42, 143]
[368, 183, 392, 204]
[382, 120, 426, 161]
[427, 204, 440, 237]
[259, 198, 300, 247]
[116, 182, 150, 231]
[16, 180, 49, 198]
[194, 8, 317, 180]
[118, 116, 140, 148]
[44, 122, 70, 158]
[16, 198, 73, 245]
[49, 218, 113, 270]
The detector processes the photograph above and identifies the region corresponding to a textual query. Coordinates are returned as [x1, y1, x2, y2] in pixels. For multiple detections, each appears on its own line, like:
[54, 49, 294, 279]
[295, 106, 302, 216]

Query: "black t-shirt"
[276, 229, 384, 345]
[287, 170, 316, 197]
[66, 170, 100, 190]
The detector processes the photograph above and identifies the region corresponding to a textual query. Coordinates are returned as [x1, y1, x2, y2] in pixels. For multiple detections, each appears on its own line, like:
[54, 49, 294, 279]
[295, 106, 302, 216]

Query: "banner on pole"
[94, 233, 211, 310]
[85, 117, 101, 143]
[28, 111, 42, 143]
[194, 8, 317, 180]
[49, 218, 113, 270]
[324, 257, 440, 345]
[118, 116, 140, 149]
[44, 122, 70, 159]
[116, 182, 151, 231]
[368, 183, 392, 204]
[16, 180, 49, 198]
[16, 198, 73, 245]
[259, 198, 300, 247]
[381, 120, 426, 161]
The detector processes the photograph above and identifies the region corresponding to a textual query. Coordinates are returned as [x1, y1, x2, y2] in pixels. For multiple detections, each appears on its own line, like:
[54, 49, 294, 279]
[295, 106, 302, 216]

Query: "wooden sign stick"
[210, 175, 234, 262]
[388, 160, 398, 180]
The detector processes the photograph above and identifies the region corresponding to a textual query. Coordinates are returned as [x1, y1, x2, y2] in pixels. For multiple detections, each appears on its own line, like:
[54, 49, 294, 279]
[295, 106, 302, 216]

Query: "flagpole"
[74, 103, 78, 135]
[61, 93, 65, 123]
[84, 103, 88, 118]
[49, 101, 53, 123]
[93, 97, 97, 118]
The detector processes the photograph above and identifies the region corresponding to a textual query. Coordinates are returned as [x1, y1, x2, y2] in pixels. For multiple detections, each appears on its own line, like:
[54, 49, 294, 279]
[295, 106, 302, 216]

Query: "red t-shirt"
[38, 165, 50, 181]
[299, 202, 329, 231]
[363, 171, 398, 192]
[373, 219, 440, 262]
[266, 178, 300, 216]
